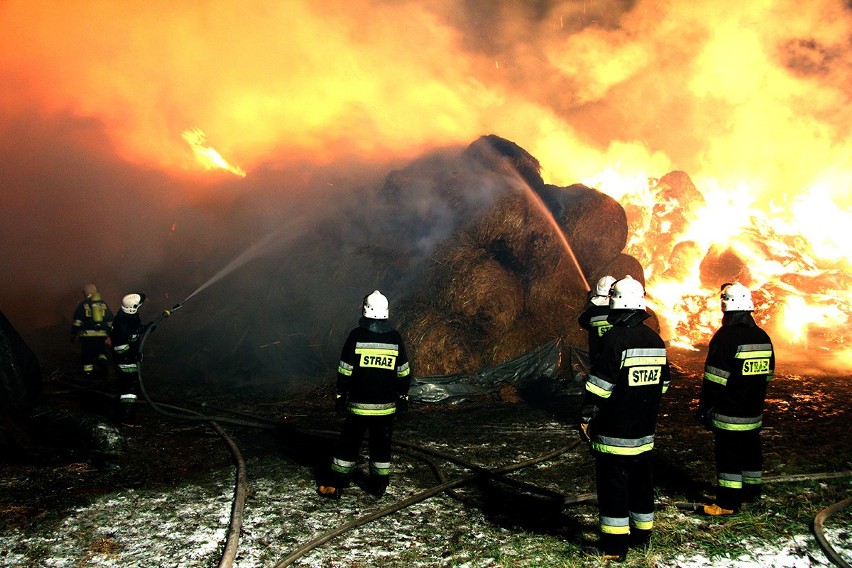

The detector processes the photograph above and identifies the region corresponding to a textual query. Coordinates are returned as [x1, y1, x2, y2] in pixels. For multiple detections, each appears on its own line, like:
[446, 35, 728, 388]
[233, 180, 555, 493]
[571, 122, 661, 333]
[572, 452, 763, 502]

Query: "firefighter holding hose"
[110, 293, 147, 426]
[318, 290, 411, 500]
[579, 275, 670, 561]
[578, 275, 617, 364]
[698, 282, 775, 516]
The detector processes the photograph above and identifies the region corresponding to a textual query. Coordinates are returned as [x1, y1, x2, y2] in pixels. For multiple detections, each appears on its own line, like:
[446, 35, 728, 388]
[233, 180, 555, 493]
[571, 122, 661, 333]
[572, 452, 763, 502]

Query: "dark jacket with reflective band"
[701, 312, 774, 431]
[71, 294, 114, 337]
[110, 311, 143, 371]
[583, 310, 670, 455]
[578, 302, 612, 363]
[337, 318, 411, 416]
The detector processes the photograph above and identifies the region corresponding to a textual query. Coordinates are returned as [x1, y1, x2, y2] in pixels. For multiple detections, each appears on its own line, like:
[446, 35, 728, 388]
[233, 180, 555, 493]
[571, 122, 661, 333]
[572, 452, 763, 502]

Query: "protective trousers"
[594, 451, 655, 557]
[81, 337, 108, 375]
[115, 364, 140, 425]
[713, 428, 762, 510]
[331, 413, 393, 492]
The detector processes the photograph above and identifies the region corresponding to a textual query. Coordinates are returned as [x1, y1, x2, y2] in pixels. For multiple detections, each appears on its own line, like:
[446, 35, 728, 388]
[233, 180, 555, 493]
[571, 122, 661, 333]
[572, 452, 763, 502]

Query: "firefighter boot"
[317, 485, 342, 500]
[629, 528, 651, 551]
[118, 402, 139, 427]
[369, 474, 389, 497]
[703, 503, 736, 516]
[742, 483, 762, 504]
[582, 545, 626, 563]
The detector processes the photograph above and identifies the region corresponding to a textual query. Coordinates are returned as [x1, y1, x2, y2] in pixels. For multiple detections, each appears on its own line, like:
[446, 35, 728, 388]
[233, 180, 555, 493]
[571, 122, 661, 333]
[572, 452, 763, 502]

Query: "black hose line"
[210, 421, 248, 568]
[813, 497, 852, 568]
[133, 307, 250, 568]
[273, 440, 582, 568]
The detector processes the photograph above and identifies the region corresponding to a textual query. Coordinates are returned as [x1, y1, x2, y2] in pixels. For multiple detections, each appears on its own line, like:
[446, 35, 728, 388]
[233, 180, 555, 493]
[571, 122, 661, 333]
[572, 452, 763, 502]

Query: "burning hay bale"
[398, 308, 482, 377]
[699, 244, 751, 289]
[540, 183, 629, 278]
[396, 135, 644, 381]
[486, 319, 547, 366]
[446, 257, 525, 331]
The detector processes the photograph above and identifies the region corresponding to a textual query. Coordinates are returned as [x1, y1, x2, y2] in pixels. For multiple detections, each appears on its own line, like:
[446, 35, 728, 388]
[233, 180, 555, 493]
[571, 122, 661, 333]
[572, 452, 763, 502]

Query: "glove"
[396, 394, 409, 414]
[70, 333, 78, 344]
[580, 403, 599, 425]
[335, 395, 348, 416]
[579, 422, 591, 443]
[695, 408, 713, 430]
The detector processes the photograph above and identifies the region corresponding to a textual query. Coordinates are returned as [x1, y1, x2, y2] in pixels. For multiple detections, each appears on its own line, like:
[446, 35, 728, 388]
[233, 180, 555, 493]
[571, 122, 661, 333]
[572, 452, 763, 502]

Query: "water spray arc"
[515, 177, 591, 293]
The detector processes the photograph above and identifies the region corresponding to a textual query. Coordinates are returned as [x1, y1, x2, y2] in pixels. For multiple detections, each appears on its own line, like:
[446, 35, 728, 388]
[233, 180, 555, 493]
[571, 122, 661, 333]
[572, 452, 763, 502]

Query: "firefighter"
[698, 282, 775, 516]
[318, 290, 411, 500]
[578, 275, 617, 364]
[110, 293, 147, 426]
[71, 283, 114, 378]
[579, 275, 670, 561]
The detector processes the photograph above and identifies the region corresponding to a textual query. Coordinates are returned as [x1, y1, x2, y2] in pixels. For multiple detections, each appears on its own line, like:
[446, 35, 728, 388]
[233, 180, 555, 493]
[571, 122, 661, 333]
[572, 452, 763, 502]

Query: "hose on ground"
[273, 440, 581, 568]
[813, 496, 852, 568]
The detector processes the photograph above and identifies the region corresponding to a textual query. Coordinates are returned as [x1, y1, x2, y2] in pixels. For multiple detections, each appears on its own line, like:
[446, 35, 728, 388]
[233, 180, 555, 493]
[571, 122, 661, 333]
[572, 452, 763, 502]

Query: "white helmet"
[362, 290, 389, 320]
[591, 275, 617, 306]
[121, 293, 146, 315]
[609, 275, 646, 310]
[720, 282, 754, 312]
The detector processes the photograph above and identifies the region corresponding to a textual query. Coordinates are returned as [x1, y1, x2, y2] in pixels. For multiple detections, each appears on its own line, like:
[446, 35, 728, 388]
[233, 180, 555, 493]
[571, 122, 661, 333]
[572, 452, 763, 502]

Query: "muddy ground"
[0, 345, 850, 566]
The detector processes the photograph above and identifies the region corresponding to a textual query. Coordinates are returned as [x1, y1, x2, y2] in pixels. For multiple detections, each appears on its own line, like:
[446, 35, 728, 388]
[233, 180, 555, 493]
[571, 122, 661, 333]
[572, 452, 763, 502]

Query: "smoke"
[1, 1, 850, 378]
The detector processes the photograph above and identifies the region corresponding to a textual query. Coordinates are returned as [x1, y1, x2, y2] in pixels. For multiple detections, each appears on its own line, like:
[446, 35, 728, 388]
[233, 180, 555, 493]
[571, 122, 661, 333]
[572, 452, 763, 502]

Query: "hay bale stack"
[463, 134, 545, 192]
[526, 261, 582, 331]
[699, 245, 750, 289]
[445, 256, 525, 332]
[486, 319, 543, 366]
[392, 136, 651, 380]
[401, 309, 482, 377]
[469, 191, 539, 271]
[555, 184, 629, 279]
[592, 253, 647, 288]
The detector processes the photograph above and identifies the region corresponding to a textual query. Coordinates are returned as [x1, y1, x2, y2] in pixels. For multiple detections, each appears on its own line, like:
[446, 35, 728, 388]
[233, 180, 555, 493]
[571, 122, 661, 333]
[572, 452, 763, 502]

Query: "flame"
[585, 169, 852, 372]
[2, 1, 851, 371]
[181, 128, 246, 177]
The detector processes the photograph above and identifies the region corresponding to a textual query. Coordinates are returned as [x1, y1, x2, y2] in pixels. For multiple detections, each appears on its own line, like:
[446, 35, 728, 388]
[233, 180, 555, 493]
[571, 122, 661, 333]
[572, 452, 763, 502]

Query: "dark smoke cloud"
[1, 0, 851, 382]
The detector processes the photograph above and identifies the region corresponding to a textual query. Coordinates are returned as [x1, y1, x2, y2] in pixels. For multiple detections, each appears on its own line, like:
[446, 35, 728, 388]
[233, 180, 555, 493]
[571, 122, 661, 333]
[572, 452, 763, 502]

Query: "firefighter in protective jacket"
[318, 290, 411, 500]
[110, 293, 147, 425]
[699, 282, 774, 516]
[578, 275, 617, 364]
[580, 275, 670, 561]
[71, 283, 114, 377]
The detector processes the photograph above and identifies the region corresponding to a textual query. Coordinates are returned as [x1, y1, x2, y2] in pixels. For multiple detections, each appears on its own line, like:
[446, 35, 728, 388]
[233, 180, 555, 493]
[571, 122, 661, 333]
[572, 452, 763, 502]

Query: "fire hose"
[133, 302, 271, 568]
[111, 301, 852, 566]
[813, 497, 852, 568]
[272, 440, 582, 568]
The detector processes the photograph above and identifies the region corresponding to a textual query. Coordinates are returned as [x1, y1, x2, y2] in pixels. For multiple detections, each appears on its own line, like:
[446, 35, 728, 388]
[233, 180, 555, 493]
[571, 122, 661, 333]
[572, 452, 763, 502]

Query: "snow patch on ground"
[0, 454, 848, 567]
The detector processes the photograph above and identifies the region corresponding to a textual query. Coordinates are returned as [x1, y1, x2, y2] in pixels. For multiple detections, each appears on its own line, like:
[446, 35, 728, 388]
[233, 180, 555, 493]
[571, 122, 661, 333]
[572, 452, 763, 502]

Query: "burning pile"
[390, 136, 656, 377]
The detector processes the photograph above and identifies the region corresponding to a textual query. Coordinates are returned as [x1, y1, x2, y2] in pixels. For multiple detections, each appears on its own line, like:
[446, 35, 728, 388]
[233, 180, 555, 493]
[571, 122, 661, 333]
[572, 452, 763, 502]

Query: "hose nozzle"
[164, 303, 183, 317]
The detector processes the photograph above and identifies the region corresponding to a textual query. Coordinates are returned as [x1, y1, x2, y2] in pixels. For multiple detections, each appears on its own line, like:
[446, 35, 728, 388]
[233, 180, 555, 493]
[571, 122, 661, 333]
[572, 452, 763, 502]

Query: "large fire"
[583, 170, 852, 372]
[1, 1, 850, 371]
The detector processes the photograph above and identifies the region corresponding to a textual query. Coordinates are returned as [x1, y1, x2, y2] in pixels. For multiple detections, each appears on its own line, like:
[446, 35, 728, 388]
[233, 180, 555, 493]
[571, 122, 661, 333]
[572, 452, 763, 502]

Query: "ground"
[0, 347, 850, 567]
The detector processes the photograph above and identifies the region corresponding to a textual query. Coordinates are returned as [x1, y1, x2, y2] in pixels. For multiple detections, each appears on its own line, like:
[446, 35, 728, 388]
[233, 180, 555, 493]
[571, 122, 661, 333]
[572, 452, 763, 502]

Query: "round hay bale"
[463, 134, 545, 192]
[543, 184, 628, 277]
[699, 245, 750, 290]
[593, 253, 647, 287]
[446, 258, 525, 331]
[401, 310, 482, 377]
[486, 319, 542, 367]
[428, 239, 490, 297]
[526, 263, 588, 337]
[470, 191, 537, 269]
[662, 241, 703, 280]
